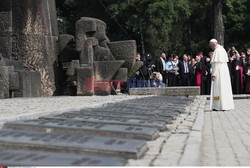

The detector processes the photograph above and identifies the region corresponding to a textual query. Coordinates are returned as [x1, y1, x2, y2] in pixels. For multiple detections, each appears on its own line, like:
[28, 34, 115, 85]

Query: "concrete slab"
[66, 110, 173, 123]
[76, 110, 177, 122]
[41, 113, 168, 131]
[0, 129, 148, 159]
[4, 118, 159, 140]
[0, 149, 126, 166]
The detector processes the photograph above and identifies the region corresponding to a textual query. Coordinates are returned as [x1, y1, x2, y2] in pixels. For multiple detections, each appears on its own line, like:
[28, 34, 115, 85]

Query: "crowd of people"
[134, 47, 250, 95]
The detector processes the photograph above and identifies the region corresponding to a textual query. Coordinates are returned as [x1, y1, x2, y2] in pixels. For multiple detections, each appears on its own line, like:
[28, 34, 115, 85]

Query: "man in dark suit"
[155, 53, 167, 85]
[178, 54, 191, 86]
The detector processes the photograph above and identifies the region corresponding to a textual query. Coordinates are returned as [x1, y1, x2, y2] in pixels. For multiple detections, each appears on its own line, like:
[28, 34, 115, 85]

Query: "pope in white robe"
[209, 39, 234, 111]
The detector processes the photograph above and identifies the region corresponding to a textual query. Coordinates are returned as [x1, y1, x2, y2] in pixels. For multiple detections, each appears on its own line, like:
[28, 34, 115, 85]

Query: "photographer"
[136, 53, 154, 87]
[228, 46, 239, 58]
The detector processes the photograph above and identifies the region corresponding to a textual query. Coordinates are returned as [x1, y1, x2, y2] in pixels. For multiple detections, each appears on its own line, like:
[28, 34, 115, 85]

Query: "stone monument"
[0, 0, 58, 97]
[0, 1, 141, 97]
[59, 17, 142, 96]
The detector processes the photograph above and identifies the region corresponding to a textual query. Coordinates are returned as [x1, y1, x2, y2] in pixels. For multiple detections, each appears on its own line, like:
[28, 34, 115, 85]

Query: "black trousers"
[168, 73, 176, 87]
[181, 74, 191, 86]
[202, 75, 211, 95]
[162, 71, 167, 84]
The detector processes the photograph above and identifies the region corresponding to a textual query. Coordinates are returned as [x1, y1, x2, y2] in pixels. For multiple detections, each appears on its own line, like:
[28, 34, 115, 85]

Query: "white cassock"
[210, 45, 234, 110]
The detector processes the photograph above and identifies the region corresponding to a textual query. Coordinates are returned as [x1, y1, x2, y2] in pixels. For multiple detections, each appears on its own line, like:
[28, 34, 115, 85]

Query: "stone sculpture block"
[0, 66, 9, 98]
[77, 67, 94, 96]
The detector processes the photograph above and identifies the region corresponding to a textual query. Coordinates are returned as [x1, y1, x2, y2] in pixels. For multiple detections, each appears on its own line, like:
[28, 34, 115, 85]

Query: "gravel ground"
[0, 95, 150, 127]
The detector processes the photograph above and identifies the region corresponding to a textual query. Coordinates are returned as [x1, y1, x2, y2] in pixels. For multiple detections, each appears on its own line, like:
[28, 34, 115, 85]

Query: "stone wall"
[11, 0, 59, 96]
[0, 0, 12, 59]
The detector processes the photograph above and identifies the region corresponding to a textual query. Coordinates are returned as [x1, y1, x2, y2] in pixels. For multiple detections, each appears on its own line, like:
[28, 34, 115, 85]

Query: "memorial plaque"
[0, 129, 148, 159]
[81, 109, 179, 120]
[105, 102, 187, 108]
[102, 106, 183, 114]
[74, 110, 174, 123]
[0, 150, 126, 166]
[4, 119, 159, 140]
[108, 102, 187, 108]
[41, 113, 168, 131]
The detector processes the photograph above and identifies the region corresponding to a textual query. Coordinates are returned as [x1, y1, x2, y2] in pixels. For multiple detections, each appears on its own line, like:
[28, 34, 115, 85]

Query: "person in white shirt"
[166, 56, 179, 86]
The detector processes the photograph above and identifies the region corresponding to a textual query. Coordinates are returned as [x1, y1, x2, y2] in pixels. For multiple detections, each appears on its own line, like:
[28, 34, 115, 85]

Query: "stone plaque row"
[79, 109, 179, 120]
[4, 118, 159, 140]
[0, 150, 126, 166]
[41, 113, 168, 131]
[0, 129, 148, 159]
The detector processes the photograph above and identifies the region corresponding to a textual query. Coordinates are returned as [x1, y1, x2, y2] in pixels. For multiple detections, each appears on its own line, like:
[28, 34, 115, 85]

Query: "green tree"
[224, 0, 250, 50]
[56, 0, 250, 58]
[107, 0, 192, 58]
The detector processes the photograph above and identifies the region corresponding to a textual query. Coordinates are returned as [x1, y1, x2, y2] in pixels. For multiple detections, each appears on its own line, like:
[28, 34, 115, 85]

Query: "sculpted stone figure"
[59, 17, 142, 96]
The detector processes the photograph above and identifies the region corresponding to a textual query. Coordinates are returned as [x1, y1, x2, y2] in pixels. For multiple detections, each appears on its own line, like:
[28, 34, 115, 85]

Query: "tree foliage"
[56, 0, 250, 58]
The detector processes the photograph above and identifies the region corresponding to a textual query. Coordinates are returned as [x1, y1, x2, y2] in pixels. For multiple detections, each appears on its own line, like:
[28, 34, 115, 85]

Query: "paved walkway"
[127, 96, 206, 166]
[201, 99, 250, 166]
[2, 95, 249, 166]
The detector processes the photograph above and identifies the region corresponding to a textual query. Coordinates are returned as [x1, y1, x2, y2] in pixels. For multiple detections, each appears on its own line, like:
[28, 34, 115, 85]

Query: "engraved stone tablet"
[41, 113, 167, 131]
[4, 119, 159, 140]
[79, 109, 179, 120]
[0, 150, 126, 166]
[101, 106, 182, 114]
[71, 110, 174, 123]
[0, 129, 148, 159]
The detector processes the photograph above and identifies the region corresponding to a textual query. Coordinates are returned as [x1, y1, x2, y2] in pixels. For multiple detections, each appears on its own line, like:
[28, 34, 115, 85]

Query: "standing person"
[197, 51, 206, 65]
[195, 55, 203, 93]
[202, 57, 212, 95]
[232, 53, 245, 94]
[228, 46, 239, 58]
[135, 53, 143, 87]
[187, 55, 192, 65]
[244, 60, 250, 94]
[175, 56, 181, 86]
[228, 56, 234, 88]
[209, 39, 234, 111]
[190, 58, 197, 86]
[166, 55, 179, 87]
[178, 54, 191, 86]
[241, 52, 247, 64]
[246, 48, 250, 62]
[155, 53, 167, 86]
